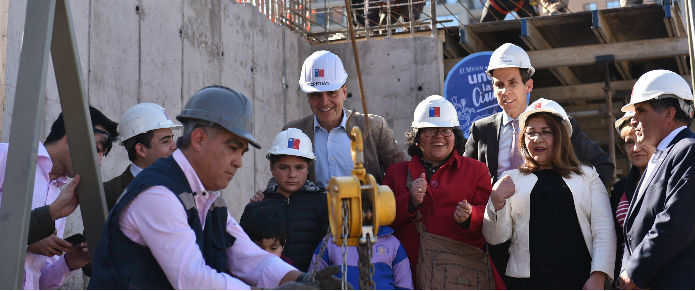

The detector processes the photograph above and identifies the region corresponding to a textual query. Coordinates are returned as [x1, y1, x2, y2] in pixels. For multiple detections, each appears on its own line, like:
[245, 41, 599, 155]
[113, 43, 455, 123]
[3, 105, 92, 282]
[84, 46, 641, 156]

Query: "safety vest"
[88, 156, 235, 289]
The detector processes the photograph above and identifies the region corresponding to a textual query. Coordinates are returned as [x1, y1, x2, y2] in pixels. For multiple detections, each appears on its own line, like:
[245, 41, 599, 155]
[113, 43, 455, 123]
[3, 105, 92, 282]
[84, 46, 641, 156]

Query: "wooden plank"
[520, 19, 580, 85]
[526, 37, 689, 69]
[664, 1, 689, 75]
[458, 25, 488, 54]
[533, 74, 692, 101]
[591, 10, 632, 80]
[533, 79, 636, 101]
[445, 37, 689, 70]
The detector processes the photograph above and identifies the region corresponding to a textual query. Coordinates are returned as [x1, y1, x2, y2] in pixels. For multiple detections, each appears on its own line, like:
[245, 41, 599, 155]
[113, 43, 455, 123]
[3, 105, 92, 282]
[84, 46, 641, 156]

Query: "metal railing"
[236, 0, 458, 42]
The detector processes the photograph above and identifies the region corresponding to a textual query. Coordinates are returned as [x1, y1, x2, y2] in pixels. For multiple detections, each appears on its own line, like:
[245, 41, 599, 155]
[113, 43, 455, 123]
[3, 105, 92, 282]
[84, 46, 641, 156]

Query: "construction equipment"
[325, 126, 395, 289]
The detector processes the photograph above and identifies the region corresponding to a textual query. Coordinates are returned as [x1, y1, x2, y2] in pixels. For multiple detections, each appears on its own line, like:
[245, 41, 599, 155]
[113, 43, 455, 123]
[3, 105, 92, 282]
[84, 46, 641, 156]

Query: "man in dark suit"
[463, 43, 615, 283]
[619, 70, 695, 290]
[103, 103, 181, 209]
[463, 43, 614, 187]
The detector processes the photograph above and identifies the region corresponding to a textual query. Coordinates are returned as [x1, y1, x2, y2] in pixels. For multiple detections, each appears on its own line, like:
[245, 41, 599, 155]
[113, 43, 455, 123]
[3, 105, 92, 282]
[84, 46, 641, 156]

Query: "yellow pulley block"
[327, 126, 396, 246]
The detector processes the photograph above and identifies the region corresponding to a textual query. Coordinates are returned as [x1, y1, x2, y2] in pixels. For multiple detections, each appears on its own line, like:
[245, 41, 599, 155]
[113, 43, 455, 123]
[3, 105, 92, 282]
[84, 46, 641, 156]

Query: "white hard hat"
[622, 70, 694, 119]
[519, 98, 572, 136]
[412, 95, 460, 128]
[614, 111, 635, 134]
[486, 43, 535, 77]
[267, 128, 315, 160]
[119, 103, 182, 144]
[299, 50, 348, 93]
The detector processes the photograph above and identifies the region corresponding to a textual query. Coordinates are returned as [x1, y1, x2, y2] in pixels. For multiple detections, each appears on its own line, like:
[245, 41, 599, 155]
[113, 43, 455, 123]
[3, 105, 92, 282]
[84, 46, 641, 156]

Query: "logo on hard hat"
[429, 107, 440, 117]
[287, 138, 300, 150]
[162, 109, 169, 120]
[315, 69, 324, 78]
[500, 55, 514, 64]
[310, 81, 330, 86]
[535, 103, 542, 109]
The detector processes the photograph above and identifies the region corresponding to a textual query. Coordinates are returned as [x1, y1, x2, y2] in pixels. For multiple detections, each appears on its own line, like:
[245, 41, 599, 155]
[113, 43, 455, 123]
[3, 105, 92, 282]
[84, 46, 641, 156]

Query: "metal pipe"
[52, 0, 109, 257]
[604, 62, 616, 182]
[0, 0, 56, 288]
[686, 0, 695, 97]
[430, 0, 437, 37]
[343, 0, 371, 140]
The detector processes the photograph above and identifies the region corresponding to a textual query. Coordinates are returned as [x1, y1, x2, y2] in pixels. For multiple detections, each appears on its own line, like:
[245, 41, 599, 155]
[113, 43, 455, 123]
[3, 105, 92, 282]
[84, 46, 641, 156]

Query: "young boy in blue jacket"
[308, 226, 413, 289]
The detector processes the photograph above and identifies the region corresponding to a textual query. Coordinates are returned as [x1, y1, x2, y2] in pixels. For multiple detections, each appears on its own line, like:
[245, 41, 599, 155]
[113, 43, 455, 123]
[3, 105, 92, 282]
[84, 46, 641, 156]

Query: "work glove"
[297, 265, 353, 290]
[271, 282, 318, 290]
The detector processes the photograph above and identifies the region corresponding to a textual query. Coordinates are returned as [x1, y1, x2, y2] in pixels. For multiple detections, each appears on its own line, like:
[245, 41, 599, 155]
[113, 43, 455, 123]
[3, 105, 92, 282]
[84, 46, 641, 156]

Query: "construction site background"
[0, 0, 691, 289]
[0, 1, 440, 288]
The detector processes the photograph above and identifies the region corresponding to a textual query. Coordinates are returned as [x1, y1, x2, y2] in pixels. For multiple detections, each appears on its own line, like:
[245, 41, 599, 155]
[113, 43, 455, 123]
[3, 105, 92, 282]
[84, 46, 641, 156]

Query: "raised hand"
[249, 190, 264, 203]
[410, 173, 427, 207]
[49, 175, 81, 220]
[491, 175, 515, 211]
[454, 200, 473, 223]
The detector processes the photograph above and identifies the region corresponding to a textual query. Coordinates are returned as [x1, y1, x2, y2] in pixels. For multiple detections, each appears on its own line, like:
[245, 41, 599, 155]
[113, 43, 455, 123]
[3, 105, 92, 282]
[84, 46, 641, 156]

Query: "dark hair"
[648, 96, 693, 126]
[123, 130, 155, 162]
[519, 112, 583, 177]
[240, 205, 287, 246]
[268, 154, 314, 166]
[45, 106, 119, 156]
[489, 67, 533, 85]
[405, 127, 466, 157]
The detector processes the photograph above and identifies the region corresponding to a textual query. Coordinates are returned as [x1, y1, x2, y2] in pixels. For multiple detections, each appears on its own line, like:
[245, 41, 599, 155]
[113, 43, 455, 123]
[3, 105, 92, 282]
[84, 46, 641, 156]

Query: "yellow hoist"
[320, 126, 396, 289]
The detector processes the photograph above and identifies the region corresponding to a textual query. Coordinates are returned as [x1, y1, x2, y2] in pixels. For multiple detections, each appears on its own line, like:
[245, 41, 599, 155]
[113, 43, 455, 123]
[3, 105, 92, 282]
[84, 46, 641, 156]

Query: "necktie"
[509, 119, 524, 170]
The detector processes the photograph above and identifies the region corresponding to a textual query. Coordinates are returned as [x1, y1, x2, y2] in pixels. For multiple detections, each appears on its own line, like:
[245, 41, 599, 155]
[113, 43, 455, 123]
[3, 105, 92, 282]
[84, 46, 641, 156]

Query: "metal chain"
[341, 202, 349, 290]
[310, 226, 331, 283]
[357, 233, 376, 289]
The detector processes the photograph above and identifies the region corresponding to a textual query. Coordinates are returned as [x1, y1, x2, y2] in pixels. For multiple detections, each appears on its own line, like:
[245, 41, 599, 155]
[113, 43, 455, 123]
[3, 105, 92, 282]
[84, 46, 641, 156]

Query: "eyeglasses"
[93, 127, 115, 156]
[420, 128, 454, 137]
[524, 130, 553, 140]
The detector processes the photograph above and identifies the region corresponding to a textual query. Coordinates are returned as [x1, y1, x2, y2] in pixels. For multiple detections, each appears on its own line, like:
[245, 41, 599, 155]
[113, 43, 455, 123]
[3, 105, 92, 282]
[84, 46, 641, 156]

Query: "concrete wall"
[2, 0, 441, 289]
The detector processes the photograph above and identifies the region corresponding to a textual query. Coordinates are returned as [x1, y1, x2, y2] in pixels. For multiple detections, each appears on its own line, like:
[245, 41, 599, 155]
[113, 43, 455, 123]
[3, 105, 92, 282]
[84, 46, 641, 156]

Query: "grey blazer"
[622, 128, 695, 289]
[463, 112, 615, 188]
[283, 109, 406, 184]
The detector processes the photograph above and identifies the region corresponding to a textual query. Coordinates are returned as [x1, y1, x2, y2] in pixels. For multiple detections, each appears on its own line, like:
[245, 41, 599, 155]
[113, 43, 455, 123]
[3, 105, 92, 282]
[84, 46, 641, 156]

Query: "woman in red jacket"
[383, 95, 504, 289]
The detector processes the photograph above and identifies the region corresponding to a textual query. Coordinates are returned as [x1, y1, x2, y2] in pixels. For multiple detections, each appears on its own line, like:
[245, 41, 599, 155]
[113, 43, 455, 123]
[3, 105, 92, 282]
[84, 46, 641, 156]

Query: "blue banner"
[443, 51, 500, 139]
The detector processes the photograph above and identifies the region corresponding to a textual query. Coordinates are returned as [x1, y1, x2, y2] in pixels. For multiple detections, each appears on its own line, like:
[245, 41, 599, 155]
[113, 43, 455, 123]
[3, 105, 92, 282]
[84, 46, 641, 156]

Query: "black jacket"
[241, 179, 329, 272]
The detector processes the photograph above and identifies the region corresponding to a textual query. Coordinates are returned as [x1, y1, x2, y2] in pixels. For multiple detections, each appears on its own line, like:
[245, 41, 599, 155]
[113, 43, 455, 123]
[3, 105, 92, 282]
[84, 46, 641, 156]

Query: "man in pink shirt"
[0, 106, 119, 289]
[89, 86, 344, 289]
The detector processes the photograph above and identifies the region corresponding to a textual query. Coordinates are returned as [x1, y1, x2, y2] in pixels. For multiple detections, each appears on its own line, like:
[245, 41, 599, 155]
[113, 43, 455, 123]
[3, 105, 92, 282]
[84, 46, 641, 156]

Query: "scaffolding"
[235, 0, 449, 42]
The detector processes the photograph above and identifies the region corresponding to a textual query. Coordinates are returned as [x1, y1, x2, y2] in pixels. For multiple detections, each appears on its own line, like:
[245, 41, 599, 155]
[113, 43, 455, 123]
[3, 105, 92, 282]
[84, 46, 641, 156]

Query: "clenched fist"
[491, 175, 515, 211]
[410, 173, 427, 207]
[454, 200, 472, 223]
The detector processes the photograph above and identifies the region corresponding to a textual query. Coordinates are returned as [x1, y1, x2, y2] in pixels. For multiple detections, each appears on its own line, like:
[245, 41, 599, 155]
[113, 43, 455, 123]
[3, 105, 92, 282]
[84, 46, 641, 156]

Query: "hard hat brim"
[614, 113, 634, 134]
[519, 109, 573, 137]
[118, 123, 184, 145]
[411, 121, 460, 128]
[177, 114, 261, 149]
[299, 79, 347, 93]
[266, 151, 316, 161]
[621, 103, 635, 113]
[486, 65, 536, 77]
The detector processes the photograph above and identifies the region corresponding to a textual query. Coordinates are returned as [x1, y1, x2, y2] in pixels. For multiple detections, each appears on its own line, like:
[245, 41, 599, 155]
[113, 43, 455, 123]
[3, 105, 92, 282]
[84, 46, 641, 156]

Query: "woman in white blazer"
[482, 99, 616, 289]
